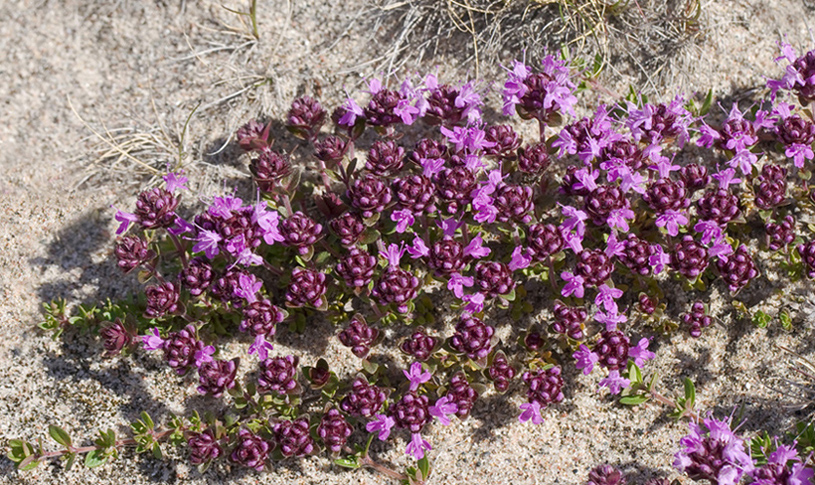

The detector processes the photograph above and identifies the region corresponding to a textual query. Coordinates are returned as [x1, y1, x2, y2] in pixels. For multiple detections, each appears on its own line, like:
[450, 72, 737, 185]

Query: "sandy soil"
[1, 0, 815, 484]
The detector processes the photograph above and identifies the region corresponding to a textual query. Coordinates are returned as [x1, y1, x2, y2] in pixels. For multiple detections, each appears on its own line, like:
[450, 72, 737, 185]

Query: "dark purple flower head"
[114, 235, 153, 273]
[639, 294, 657, 315]
[524, 331, 545, 350]
[335, 248, 377, 289]
[449, 315, 494, 361]
[390, 392, 430, 433]
[241, 299, 285, 337]
[552, 301, 587, 340]
[340, 377, 387, 417]
[575, 249, 613, 287]
[671, 236, 709, 279]
[516, 71, 576, 124]
[314, 135, 347, 165]
[187, 428, 222, 465]
[797, 240, 815, 278]
[766, 215, 795, 251]
[522, 366, 564, 408]
[285, 267, 327, 308]
[280, 211, 323, 255]
[330, 212, 366, 247]
[750, 442, 812, 485]
[435, 166, 476, 214]
[287, 95, 326, 140]
[629, 99, 691, 145]
[180, 257, 214, 297]
[493, 184, 534, 224]
[526, 223, 565, 261]
[679, 163, 710, 192]
[372, 267, 420, 313]
[364, 88, 403, 127]
[318, 408, 352, 454]
[273, 418, 314, 457]
[584, 185, 628, 226]
[236, 119, 268, 151]
[716, 245, 757, 292]
[400, 329, 439, 361]
[135, 187, 179, 229]
[250, 149, 291, 192]
[518, 142, 551, 174]
[697, 189, 740, 224]
[619, 234, 655, 276]
[101, 319, 133, 356]
[393, 175, 436, 214]
[145, 281, 181, 318]
[410, 138, 448, 165]
[682, 301, 711, 338]
[791, 49, 815, 103]
[560, 165, 591, 196]
[643, 178, 689, 214]
[599, 139, 645, 170]
[594, 330, 630, 371]
[197, 358, 238, 398]
[484, 125, 521, 158]
[586, 464, 626, 485]
[231, 428, 269, 471]
[427, 237, 466, 277]
[210, 268, 244, 305]
[425, 84, 466, 125]
[777, 114, 815, 147]
[348, 174, 393, 218]
[674, 416, 754, 484]
[475, 261, 514, 298]
[366, 140, 405, 176]
[488, 352, 516, 392]
[258, 354, 299, 395]
[445, 372, 479, 419]
[338, 314, 379, 358]
[163, 324, 206, 375]
[754, 164, 787, 209]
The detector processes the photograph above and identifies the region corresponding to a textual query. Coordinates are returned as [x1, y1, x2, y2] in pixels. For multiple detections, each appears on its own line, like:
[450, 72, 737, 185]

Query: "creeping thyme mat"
[10, 43, 815, 484]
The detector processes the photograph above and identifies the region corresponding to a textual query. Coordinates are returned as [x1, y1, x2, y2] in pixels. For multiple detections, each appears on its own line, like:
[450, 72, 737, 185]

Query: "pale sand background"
[2, 1, 815, 484]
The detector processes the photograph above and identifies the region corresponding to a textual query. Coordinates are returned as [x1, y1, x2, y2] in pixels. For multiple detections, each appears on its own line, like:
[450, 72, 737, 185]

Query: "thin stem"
[168, 233, 188, 268]
[649, 389, 701, 421]
[39, 429, 175, 461]
[359, 453, 408, 481]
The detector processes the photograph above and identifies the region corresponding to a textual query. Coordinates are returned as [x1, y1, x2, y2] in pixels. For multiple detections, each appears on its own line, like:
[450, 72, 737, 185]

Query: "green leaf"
[418, 455, 431, 479]
[780, 310, 793, 331]
[49, 425, 72, 448]
[18, 455, 40, 471]
[64, 452, 77, 471]
[699, 89, 713, 116]
[333, 456, 361, 469]
[619, 395, 650, 405]
[140, 411, 154, 430]
[85, 450, 108, 468]
[152, 442, 163, 459]
[683, 377, 696, 410]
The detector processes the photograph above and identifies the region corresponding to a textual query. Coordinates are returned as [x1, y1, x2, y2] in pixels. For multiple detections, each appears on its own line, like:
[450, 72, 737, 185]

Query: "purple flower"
[429, 396, 458, 426]
[113, 207, 139, 235]
[694, 220, 724, 245]
[407, 236, 430, 258]
[142, 328, 165, 351]
[447, 272, 474, 298]
[194, 345, 215, 367]
[574, 344, 599, 375]
[163, 171, 188, 192]
[391, 209, 415, 233]
[711, 168, 742, 189]
[382, 242, 407, 269]
[464, 233, 491, 259]
[405, 433, 432, 460]
[629, 338, 655, 366]
[508, 246, 532, 271]
[655, 210, 689, 237]
[595, 284, 623, 313]
[561, 271, 585, 298]
[674, 416, 754, 485]
[599, 369, 630, 395]
[253, 203, 284, 245]
[649, 243, 671, 275]
[595, 310, 626, 332]
[248, 334, 274, 360]
[193, 229, 222, 259]
[404, 362, 432, 392]
[338, 96, 364, 127]
[518, 401, 543, 425]
[366, 414, 395, 441]
[462, 292, 485, 314]
[234, 273, 262, 303]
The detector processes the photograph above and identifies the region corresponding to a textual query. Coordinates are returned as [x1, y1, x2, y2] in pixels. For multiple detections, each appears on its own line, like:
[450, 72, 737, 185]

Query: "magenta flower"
[650, 155, 681, 178]
[649, 243, 671, 274]
[574, 344, 599, 375]
[604, 232, 626, 258]
[694, 220, 724, 245]
[405, 432, 432, 460]
[655, 210, 688, 237]
[168, 217, 194, 236]
[787, 143, 815, 168]
[163, 171, 188, 193]
[595, 310, 626, 332]
[366, 414, 395, 441]
[407, 236, 430, 259]
[709, 240, 734, 259]
[508, 246, 532, 271]
[560, 205, 587, 238]
[391, 209, 415, 233]
[462, 292, 485, 314]
[234, 247, 262, 267]
[464, 234, 491, 259]
[142, 328, 165, 351]
[253, 203, 285, 245]
[595, 284, 623, 313]
[518, 401, 543, 425]
[193, 229, 222, 259]
[403, 362, 432, 392]
[234, 273, 263, 303]
[208, 195, 242, 219]
[562, 230, 584, 253]
[338, 96, 364, 127]
[629, 338, 655, 366]
[113, 207, 139, 235]
[194, 345, 216, 367]
[382, 242, 407, 269]
[420, 157, 445, 178]
[599, 369, 630, 395]
[560, 271, 585, 298]
[607, 208, 635, 232]
[437, 217, 464, 237]
[429, 396, 458, 426]
[447, 272, 474, 299]
[248, 334, 274, 360]
[711, 168, 742, 189]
